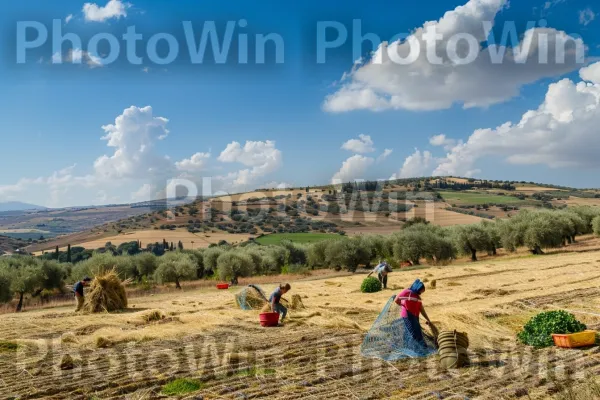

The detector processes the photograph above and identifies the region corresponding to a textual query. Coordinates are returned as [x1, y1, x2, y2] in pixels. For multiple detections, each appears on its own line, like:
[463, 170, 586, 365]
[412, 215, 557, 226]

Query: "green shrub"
[518, 310, 587, 348]
[161, 378, 203, 396]
[361, 276, 382, 293]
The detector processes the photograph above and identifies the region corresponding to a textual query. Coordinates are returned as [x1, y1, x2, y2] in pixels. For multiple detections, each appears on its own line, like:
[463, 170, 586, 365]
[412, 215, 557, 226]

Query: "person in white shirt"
[367, 260, 392, 289]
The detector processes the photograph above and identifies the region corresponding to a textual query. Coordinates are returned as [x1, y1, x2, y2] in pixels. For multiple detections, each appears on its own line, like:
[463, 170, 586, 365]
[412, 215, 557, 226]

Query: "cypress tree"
[66, 244, 72, 263]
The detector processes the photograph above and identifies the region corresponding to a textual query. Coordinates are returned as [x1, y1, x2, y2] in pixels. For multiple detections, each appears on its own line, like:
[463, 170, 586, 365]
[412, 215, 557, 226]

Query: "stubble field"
[2, 240, 600, 399]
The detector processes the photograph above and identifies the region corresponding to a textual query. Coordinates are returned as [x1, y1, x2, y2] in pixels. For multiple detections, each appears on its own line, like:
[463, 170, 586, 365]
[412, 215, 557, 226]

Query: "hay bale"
[95, 336, 113, 348]
[60, 354, 80, 370]
[290, 295, 305, 310]
[61, 332, 78, 344]
[83, 271, 127, 313]
[141, 309, 166, 323]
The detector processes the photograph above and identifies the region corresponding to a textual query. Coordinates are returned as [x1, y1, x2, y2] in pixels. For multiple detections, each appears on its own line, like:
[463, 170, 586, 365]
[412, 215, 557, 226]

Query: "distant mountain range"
[0, 202, 46, 212]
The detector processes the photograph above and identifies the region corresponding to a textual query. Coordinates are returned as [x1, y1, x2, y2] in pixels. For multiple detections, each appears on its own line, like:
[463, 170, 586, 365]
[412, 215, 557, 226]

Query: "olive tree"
[8, 260, 43, 312]
[202, 247, 225, 275]
[0, 268, 13, 304]
[154, 252, 197, 289]
[451, 224, 492, 262]
[133, 253, 159, 280]
[216, 251, 255, 282]
[307, 240, 329, 269]
[593, 216, 600, 237]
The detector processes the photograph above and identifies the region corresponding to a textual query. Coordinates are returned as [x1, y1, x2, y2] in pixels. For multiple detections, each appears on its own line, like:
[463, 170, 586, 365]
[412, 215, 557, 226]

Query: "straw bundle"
[244, 287, 268, 309]
[290, 294, 305, 310]
[83, 271, 128, 313]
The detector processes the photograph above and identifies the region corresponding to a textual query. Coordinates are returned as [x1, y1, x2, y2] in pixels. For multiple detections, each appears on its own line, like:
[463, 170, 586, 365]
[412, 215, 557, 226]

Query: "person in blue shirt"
[269, 283, 291, 324]
[73, 277, 92, 312]
[367, 260, 392, 289]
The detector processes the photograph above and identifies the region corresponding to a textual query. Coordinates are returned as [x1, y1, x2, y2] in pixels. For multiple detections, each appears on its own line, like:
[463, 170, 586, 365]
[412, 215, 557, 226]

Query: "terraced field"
[2, 242, 600, 399]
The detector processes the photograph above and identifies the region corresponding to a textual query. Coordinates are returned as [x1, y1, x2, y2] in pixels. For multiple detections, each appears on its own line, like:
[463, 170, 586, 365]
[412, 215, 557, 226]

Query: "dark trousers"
[378, 273, 388, 289]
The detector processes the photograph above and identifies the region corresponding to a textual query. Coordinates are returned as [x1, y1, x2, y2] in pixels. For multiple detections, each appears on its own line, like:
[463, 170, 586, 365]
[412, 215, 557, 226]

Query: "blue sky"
[1, 0, 600, 207]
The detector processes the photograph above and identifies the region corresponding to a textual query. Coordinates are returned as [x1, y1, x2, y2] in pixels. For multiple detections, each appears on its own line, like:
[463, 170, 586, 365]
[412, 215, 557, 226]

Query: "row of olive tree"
[4, 207, 600, 309]
[0, 257, 70, 312]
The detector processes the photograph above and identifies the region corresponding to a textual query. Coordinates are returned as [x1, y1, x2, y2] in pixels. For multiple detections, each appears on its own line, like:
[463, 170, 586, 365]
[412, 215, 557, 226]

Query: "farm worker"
[270, 283, 291, 324]
[73, 277, 92, 312]
[394, 279, 436, 346]
[368, 260, 392, 289]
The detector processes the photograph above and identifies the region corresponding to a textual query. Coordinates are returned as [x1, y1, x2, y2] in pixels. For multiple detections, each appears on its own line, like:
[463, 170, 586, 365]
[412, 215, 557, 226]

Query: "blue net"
[361, 295, 437, 361]
[235, 284, 269, 310]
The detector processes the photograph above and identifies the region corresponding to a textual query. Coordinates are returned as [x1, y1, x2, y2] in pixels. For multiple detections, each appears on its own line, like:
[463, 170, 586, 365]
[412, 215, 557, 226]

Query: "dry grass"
[4, 245, 600, 399]
[60, 229, 252, 251]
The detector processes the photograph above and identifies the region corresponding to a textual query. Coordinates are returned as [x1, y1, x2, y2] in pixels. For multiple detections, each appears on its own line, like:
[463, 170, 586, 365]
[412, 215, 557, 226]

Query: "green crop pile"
[518, 310, 587, 348]
[361, 277, 382, 293]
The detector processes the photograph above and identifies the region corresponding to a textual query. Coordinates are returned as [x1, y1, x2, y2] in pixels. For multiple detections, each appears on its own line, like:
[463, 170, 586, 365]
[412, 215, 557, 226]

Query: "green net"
[361, 295, 437, 361]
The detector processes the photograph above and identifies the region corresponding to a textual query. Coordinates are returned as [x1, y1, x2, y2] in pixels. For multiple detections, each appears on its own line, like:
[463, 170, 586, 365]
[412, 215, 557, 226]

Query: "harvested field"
[2, 249, 600, 399]
[39, 230, 252, 253]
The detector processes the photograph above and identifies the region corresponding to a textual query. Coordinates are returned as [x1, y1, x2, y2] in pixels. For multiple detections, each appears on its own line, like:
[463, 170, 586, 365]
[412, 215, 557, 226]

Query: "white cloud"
[94, 106, 173, 180]
[377, 148, 393, 163]
[429, 134, 457, 151]
[0, 106, 228, 207]
[65, 14, 74, 24]
[332, 155, 375, 183]
[394, 150, 433, 179]
[432, 61, 600, 176]
[175, 152, 210, 172]
[579, 8, 596, 26]
[52, 48, 105, 68]
[323, 0, 585, 112]
[341, 134, 376, 153]
[131, 183, 155, 202]
[262, 181, 292, 190]
[83, 0, 130, 22]
[217, 140, 283, 187]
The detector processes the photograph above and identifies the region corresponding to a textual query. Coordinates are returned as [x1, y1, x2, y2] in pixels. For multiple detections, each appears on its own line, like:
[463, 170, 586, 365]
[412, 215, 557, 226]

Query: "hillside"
[0, 202, 45, 212]
[0, 235, 28, 254]
[25, 177, 600, 253]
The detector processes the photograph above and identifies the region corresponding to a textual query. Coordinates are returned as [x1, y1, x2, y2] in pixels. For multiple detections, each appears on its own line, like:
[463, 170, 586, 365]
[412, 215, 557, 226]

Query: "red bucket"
[216, 283, 229, 290]
[259, 312, 280, 327]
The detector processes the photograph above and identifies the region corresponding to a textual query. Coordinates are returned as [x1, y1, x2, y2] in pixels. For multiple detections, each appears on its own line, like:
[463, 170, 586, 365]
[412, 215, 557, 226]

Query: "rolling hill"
[0, 202, 45, 212]
[21, 176, 600, 253]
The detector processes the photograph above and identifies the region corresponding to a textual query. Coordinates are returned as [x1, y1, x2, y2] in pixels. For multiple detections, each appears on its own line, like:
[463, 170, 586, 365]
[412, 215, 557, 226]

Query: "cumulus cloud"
[131, 183, 155, 202]
[432, 61, 600, 176]
[217, 140, 283, 187]
[394, 150, 433, 179]
[332, 155, 375, 183]
[94, 106, 173, 180]
[341, 134, 376, 153]
[175, 152, 210, 172]
[52, 48, 104, 68]
[579, 8, 596, 26]
[377, 148, 394, 162]
[429, 134, 457, 151]
[83, 0, 130, 22]
[323, 0, 585, 112]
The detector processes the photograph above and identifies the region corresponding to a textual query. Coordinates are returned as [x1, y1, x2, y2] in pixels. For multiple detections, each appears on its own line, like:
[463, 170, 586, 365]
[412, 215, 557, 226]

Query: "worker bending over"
[270, 283, 291, 325]
[368, 260, 392, 289]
